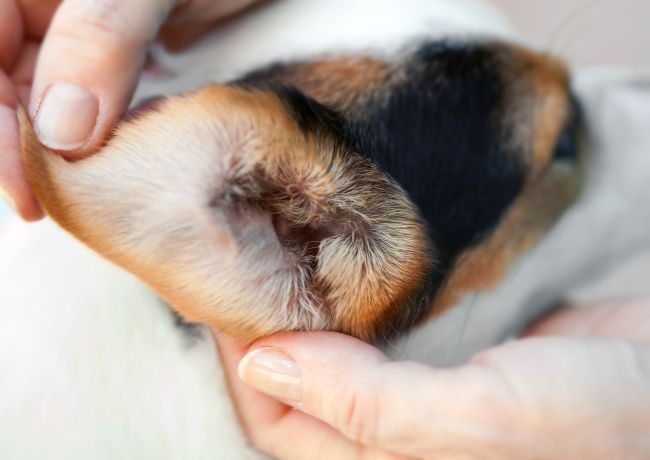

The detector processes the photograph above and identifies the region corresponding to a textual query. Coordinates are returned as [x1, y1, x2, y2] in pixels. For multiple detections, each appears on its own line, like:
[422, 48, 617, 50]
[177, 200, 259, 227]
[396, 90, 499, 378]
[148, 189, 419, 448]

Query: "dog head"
[21, 40, 581, 342]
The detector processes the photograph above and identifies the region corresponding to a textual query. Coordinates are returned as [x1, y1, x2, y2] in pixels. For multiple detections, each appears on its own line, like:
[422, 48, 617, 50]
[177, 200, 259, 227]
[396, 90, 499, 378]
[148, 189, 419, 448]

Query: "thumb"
[235, 332, 525, 459]
[29, 0, 178, 156]
[236, 333, 650, 460]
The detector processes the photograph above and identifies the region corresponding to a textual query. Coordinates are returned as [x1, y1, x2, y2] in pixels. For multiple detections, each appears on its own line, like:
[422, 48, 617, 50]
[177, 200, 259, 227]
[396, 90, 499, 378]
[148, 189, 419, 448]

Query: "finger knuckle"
[334, 381, 379, 445]
[57, 0, 140, 45]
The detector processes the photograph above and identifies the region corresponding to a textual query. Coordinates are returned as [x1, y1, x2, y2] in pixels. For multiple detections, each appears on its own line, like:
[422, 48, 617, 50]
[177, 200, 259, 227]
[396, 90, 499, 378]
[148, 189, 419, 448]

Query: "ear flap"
[20, 86, 431, 341]
[20, 108, 80, 234]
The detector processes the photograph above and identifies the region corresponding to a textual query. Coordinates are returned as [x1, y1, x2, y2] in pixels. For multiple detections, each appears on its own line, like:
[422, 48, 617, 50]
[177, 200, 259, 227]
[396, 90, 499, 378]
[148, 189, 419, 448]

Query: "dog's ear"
[20, 86, 431, 341]
[20, 42, 579, 342]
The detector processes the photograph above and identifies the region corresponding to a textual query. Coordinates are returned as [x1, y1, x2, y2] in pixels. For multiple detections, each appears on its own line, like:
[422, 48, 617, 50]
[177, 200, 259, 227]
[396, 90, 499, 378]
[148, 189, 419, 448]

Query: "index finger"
[30, 0, 178, 155]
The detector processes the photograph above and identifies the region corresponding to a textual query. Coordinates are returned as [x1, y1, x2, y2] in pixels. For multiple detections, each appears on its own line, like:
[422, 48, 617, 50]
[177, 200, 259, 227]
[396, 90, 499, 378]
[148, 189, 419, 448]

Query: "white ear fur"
[21, 88, 331, 338]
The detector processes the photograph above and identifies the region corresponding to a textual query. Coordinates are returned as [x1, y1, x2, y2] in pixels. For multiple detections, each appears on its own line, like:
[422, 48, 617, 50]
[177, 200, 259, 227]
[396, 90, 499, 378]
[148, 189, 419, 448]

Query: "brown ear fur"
[19, 108, 76, 232]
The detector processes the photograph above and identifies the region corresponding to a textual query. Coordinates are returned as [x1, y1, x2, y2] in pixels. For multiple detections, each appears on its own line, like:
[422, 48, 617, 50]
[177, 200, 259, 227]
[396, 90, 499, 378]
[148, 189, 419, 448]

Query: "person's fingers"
[10, 41, 40, 107]
[0, 102, 43, 220]
[0, 0, 23, 70]
[5, 50, 39, 217]
[0, 6, 24, 217]
[234, 332, 650, 459]
[0, 0, 59, 220]
[217, 334, 408, 460]
[233, 332, 527, 459]
[29, 0, 179, 156]
[524, 300, 650, 341]
[1, 62, 43, 220]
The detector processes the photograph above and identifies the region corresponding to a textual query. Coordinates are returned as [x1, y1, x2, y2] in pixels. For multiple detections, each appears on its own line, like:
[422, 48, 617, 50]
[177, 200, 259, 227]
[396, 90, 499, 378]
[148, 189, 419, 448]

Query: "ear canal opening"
[271, 210, 355, 261]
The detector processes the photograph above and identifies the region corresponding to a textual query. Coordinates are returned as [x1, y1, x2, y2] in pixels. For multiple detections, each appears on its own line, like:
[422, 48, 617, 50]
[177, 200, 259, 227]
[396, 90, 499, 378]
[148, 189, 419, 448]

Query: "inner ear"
[272, 214, 340, 258]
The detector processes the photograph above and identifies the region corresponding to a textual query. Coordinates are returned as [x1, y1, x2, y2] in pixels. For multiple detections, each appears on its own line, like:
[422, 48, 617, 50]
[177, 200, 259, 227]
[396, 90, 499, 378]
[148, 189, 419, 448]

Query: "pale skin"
[0, 2, 648, 458]
[219, 301, 650, 459]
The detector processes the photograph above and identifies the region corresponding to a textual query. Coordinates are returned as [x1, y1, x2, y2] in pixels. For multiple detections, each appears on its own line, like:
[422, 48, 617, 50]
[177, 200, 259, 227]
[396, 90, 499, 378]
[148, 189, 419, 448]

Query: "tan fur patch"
[242, 56, 394, 112]
[500, 45, 570, 176]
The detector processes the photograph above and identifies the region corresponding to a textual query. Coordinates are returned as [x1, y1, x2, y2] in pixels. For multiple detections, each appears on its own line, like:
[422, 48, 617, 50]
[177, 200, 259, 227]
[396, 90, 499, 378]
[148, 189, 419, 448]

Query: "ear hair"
[20, 86, 432, 341]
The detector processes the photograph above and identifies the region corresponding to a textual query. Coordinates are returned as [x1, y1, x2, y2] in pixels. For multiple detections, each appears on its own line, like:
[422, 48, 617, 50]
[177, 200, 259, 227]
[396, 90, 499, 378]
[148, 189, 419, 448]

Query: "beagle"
[2, 1, 650, 458]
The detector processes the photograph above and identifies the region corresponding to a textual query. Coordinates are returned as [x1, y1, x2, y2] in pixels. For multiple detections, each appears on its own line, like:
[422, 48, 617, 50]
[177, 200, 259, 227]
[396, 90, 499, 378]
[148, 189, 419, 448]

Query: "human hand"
[217, 300, 650, 459]
[0, 0, 260, 220]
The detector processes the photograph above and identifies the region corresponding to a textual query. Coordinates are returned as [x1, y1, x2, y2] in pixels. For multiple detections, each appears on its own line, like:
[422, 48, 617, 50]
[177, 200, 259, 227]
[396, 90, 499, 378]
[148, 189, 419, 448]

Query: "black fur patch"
[346, 43, 525, 271]
[274, 86, 346, 139]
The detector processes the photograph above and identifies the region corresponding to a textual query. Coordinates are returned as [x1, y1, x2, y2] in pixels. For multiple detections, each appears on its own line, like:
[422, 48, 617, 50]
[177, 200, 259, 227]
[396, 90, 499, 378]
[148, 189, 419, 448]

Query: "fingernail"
[35, 82, 99, 151]
[238, 347, 303, 407]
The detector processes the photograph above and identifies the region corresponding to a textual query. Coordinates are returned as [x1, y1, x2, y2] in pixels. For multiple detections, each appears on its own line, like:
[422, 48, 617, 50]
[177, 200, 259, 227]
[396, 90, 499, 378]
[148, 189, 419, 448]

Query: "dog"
[2, 1, 650, 458]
